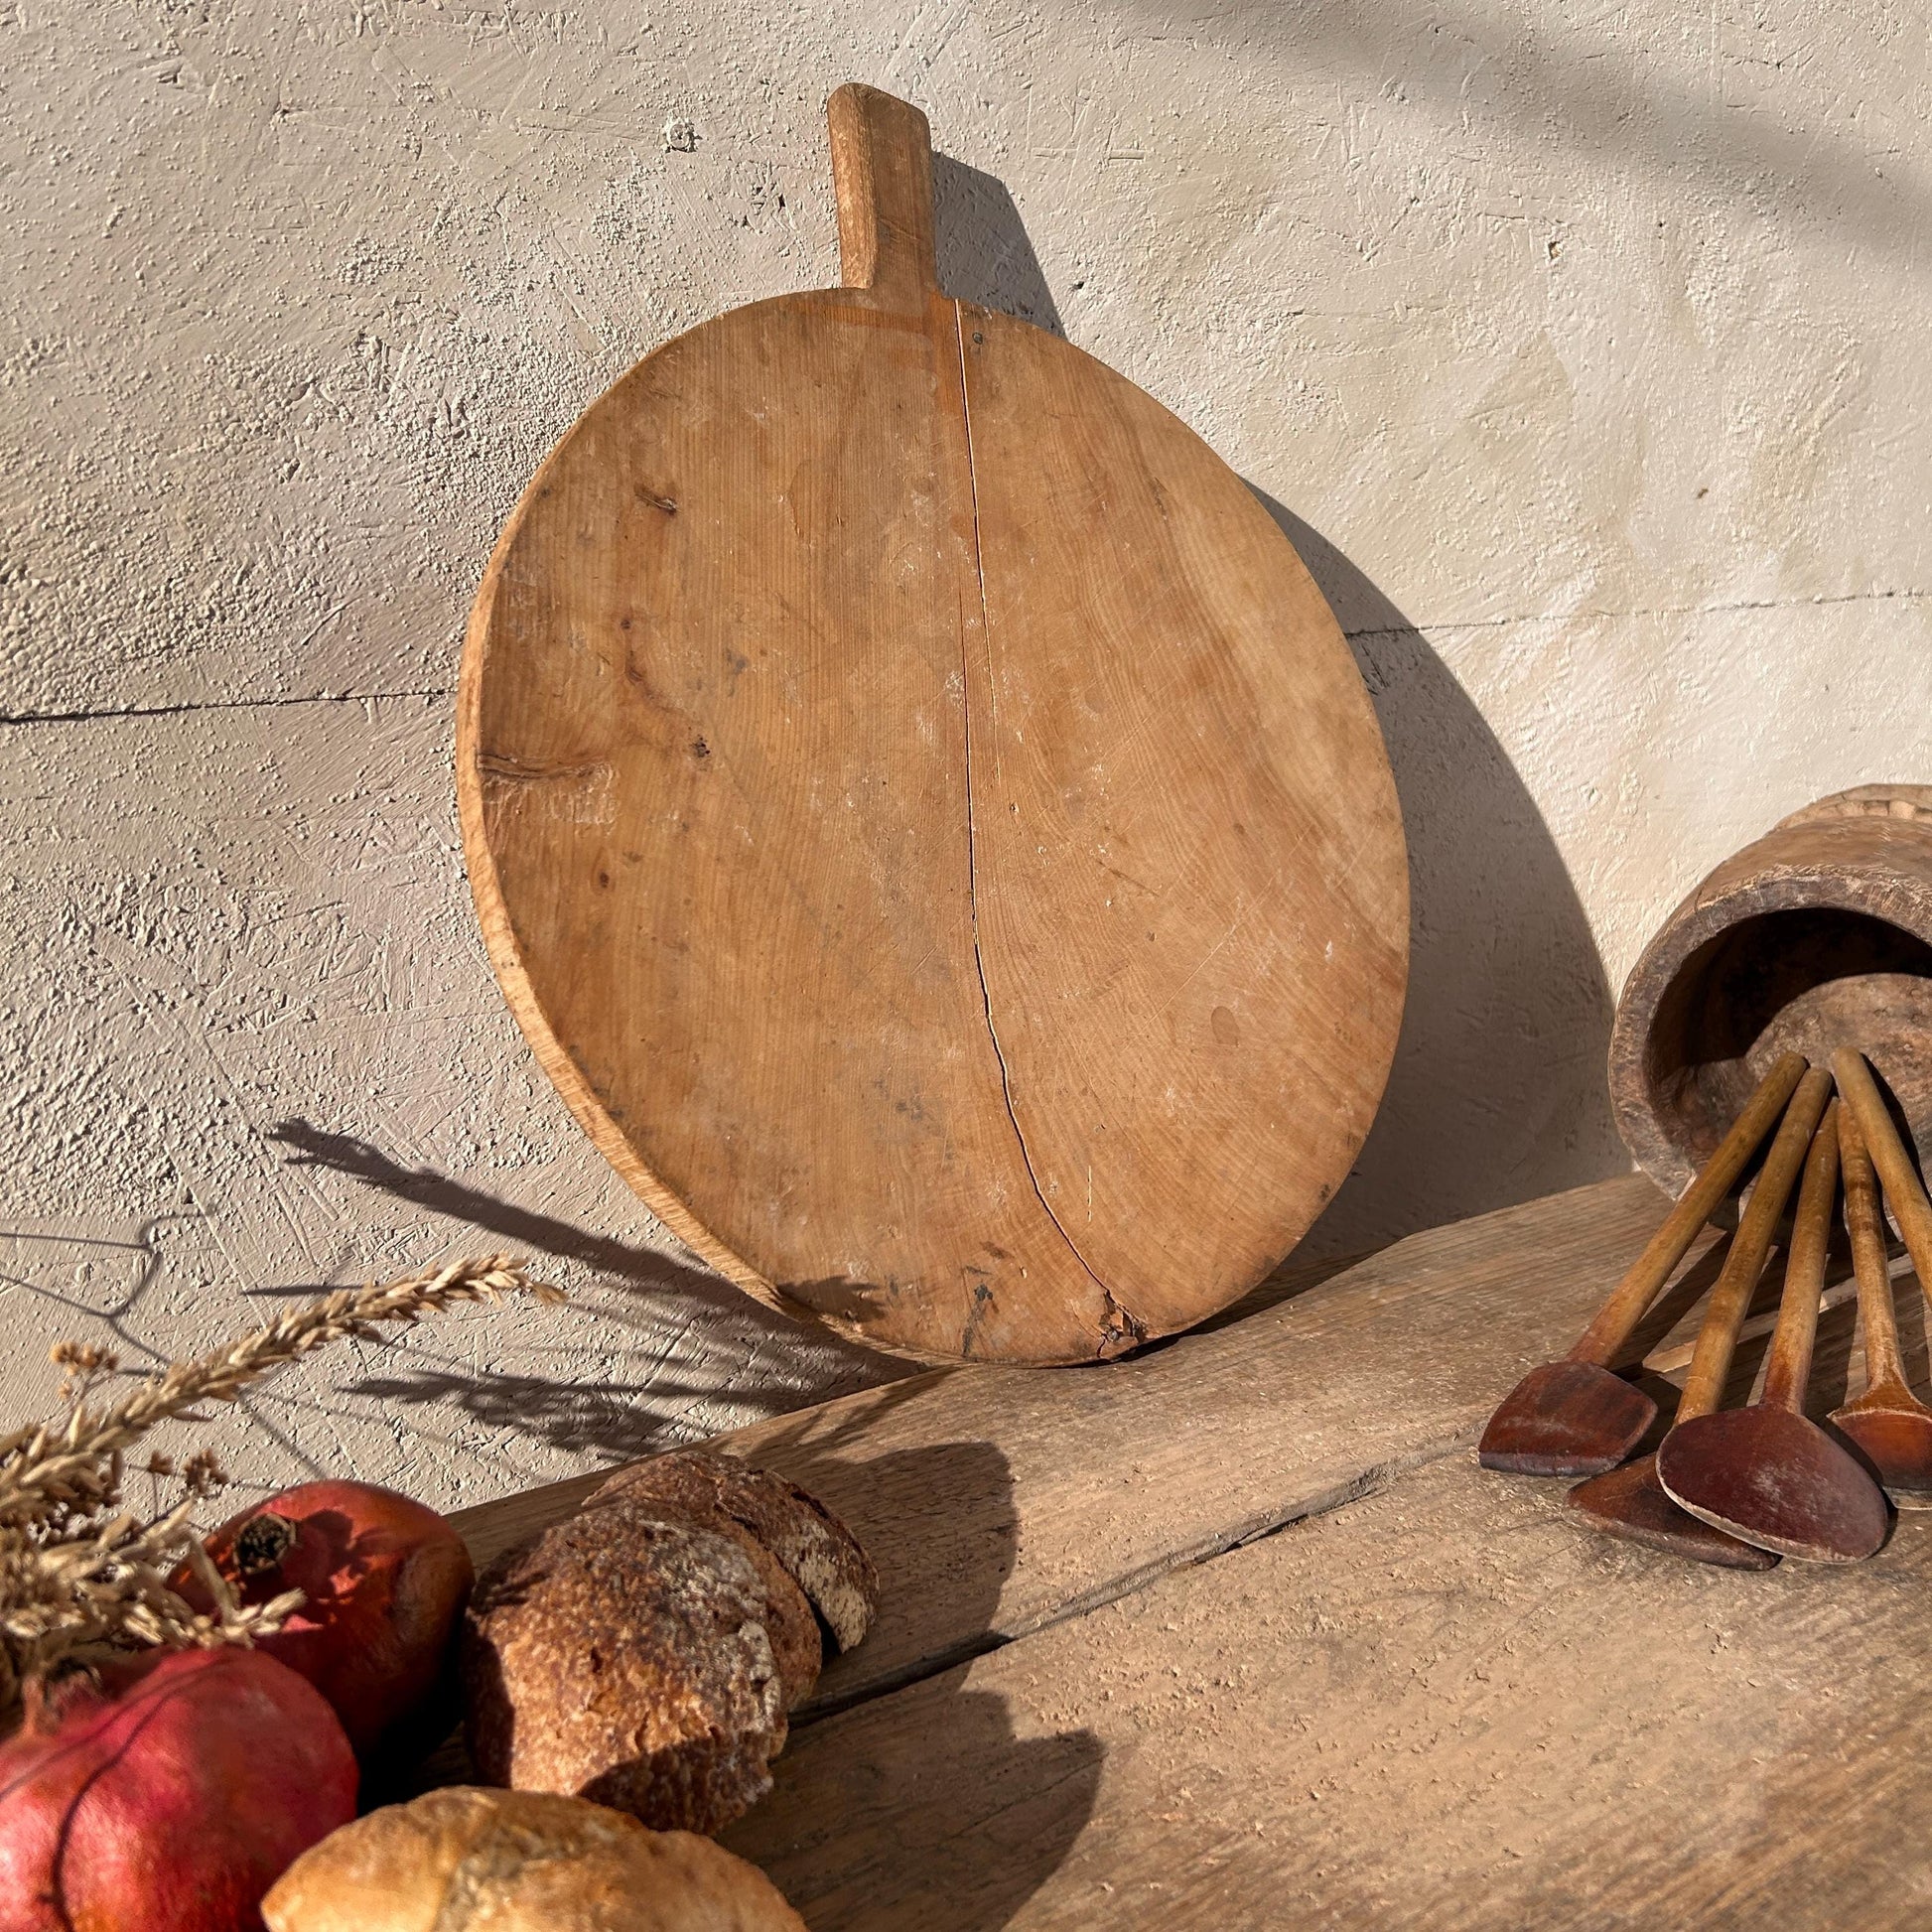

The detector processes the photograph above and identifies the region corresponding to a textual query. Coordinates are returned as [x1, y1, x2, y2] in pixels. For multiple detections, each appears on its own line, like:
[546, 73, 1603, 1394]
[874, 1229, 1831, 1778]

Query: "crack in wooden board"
[725, 1448, 1932, 1930]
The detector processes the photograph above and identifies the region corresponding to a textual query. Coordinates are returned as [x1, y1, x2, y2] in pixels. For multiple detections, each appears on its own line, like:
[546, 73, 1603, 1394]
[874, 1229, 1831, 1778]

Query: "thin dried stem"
[0, 1257, 556, 1524]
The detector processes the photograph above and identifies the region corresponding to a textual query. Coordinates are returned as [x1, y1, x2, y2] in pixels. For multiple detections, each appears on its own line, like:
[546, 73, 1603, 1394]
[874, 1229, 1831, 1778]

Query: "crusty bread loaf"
[260, 1786, 805, 1931]
[463, 1452, 876, 1834]
[464, 1508, 802, 1832]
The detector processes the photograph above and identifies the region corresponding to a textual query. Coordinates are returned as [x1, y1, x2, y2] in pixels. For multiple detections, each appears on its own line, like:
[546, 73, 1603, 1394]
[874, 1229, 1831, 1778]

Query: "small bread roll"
[260, 1786, 805, 1932]
[464, 1452, 877, 1834]
[465, 1507, 796, 1833]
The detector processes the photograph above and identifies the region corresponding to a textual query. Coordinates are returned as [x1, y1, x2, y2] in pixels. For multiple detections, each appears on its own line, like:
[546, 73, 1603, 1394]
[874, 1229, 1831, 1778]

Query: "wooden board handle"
[1837, 1090, 1909, 1392]
[1834, 1048, 1932, 1269]
[828, 83, 939, 309]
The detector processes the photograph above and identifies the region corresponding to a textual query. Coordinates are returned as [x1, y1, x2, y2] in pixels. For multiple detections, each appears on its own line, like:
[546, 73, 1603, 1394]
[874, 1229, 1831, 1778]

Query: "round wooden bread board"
[458, 84, 1408, 1363]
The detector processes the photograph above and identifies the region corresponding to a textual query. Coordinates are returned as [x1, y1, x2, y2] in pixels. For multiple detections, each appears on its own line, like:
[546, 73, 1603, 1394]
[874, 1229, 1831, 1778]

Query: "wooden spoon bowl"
[1566, 1454, 1779, 1571]
[1656, 1407, 1888, 1563]
[1478, 1362, 1655, 1476]
[1829, 1395, 1932, 1496]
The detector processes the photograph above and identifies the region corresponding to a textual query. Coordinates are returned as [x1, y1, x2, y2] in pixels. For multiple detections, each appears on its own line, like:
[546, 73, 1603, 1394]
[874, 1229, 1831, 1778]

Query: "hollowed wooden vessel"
[1609, 785, 1932, 1195]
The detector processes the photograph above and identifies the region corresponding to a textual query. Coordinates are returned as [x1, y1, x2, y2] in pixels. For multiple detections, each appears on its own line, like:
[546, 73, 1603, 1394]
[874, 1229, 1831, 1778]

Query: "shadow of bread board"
[458, 84, 1408, 1363]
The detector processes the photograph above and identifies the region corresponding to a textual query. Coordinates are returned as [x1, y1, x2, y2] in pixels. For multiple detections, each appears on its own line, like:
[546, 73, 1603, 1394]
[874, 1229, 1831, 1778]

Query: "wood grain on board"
[727, 1449, 1932, 1930]
[456, 82, 1407, 1363]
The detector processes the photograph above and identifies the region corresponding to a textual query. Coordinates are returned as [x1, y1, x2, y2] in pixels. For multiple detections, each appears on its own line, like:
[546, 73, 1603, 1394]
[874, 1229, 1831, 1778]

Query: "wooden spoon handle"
[1834, 1047, 1932, 1283]
[829, 83, 939, 309]
[1570, 1051, 1808, 1366]
[1678, 1065, 1834, 1423]
[1837, 1080, 1910, 1391]
[1761, 1101, 1840, 1415]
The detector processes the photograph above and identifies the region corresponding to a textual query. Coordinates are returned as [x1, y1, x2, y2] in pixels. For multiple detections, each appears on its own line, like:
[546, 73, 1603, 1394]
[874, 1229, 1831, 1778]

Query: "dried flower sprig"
[0, 1254, 559, 1725]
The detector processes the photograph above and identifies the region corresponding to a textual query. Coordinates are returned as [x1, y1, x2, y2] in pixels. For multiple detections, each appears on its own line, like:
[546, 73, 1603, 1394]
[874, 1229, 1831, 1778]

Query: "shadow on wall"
[932, 154, 1064, 333]
[267, 1121, 913, 1462]
[1114, 0, 1931, 270]
[723, 1430, 1102, 1931]
[1256, 496, 1627, 1257]
[269, 1120, 746, 1302]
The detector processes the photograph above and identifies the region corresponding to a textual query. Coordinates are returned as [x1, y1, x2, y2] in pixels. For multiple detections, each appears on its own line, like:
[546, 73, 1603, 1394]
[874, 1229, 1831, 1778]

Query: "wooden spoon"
[1478, 1051, 1807, 1474]
[1830, 1049, 1932, 1495]
[1566, 1063, 1834, 1568]
[1656, 1102, 1888, 1562]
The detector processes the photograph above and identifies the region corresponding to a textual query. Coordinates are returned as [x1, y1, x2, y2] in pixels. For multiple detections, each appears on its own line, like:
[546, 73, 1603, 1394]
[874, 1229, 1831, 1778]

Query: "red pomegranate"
[0, 1646, 356, 1932]
[181, 1480, 476, 1762]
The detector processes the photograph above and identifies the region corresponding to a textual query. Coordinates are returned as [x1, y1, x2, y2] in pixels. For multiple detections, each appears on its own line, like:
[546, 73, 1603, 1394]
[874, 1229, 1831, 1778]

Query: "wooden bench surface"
[448, 1173, 1932, 1928]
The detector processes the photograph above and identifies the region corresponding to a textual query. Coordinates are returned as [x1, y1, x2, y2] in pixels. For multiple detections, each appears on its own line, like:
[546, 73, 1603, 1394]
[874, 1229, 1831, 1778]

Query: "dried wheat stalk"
[0, 1254, 560, 1723]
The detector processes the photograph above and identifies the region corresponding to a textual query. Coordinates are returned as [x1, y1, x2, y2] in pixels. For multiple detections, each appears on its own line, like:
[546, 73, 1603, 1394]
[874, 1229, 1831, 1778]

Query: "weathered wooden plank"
[726, 1446, 1932, 1930]
[453, 1174, 1679, 1718]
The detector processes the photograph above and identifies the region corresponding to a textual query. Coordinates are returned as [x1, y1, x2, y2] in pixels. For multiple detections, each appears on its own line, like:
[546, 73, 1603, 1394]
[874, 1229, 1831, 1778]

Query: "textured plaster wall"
[2, 0, 1928, 1506]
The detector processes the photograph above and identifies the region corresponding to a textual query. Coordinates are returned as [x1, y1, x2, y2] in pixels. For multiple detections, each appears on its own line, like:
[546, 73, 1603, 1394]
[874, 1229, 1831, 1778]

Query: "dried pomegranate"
[0, 1646, 356, 1932]
[181, 1480, 476, 1762]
